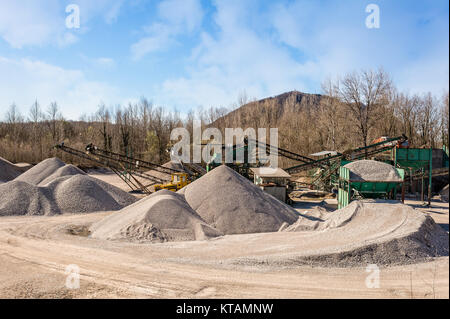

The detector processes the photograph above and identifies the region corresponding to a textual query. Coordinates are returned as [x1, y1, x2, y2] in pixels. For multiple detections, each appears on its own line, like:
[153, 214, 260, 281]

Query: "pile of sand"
[180, 165, 298, 235]
[14, 158, 66, 185]
[279, 200, 449, 266]
[344, 160, 402, 182]
[0, 156, 22, 182]
[90, 190, 221, 242]
[48, 175, 137, 213]
[283, 207, 328, 231]
[38, 164, 86, 186]
[0, 158, 136, 216]
[0, 181, 59, 216]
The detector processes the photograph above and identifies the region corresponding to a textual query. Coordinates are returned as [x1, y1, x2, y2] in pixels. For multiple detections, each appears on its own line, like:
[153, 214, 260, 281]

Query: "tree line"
[0, 68, 448, 168]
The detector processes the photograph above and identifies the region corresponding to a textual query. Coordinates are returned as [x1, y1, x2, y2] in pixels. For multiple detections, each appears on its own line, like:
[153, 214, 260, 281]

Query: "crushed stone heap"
[90, 190, 222, 242]
[0, 156, 23, 182]
[180, 165, 298, 235]
[0, 158, 136, 216]
[344, 160, 403, 182]
[14, 157, 67, 185]
[282, 200, 448, 266]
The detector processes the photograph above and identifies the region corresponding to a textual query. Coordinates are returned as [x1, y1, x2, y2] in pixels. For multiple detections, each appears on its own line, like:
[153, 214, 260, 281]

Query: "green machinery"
[338, 146, 449, 208]
[205, 143, 255, 178]
[286, 135, 408, 191]
[444, 145, 449, 167]
[337, 166, 405, 209]
[205, 138, 316, 178]
[206, 135, 408, 186]
[393, 147, 434, 206]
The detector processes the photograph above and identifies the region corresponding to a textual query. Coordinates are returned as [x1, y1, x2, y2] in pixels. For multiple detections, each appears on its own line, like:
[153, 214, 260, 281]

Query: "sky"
[0, 0, 448, 120]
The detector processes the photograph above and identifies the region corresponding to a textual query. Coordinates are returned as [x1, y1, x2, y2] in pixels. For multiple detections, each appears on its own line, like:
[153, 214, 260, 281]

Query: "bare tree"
[96, 103, 112, 151]
[4, 103, 24, 153]
[5, 103, 23, 124]
[440, 91, 449, 148]
[46, 102, 61, 142]
[29, 100, 42, 123]
[396, 93, 419, 146]
[339, 68, 392, 149]
[376, 88, 400, 138]
[416, 93, 440, 147]
[29, 100, 44, 159]
[319, 79, 345, 150]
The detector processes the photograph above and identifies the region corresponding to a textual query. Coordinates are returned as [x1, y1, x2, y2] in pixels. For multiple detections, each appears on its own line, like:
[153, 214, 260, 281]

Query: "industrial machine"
[154, 172, 190, 191]
[204, 137, 319, 178]
[337, 165, 405, 209]
[54, 143, 200, 194]
[285, 135, 409, 191]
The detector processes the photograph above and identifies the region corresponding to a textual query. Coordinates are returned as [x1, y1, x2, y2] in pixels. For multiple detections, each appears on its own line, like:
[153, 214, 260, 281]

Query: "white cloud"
[0, 0, 63, 48]
[155, 0, 449, 109]
[73, 0, 125, 24]
[0, 0, 124, 48]
[0, 56, 124, 120]
[155, 0, 319, 108]
[396, 50, 449, 96]
[131, 24, 176, 59]
[131, 0, 203, 59]
[158, 0, 203, 32]
[79, 55, 116, 69]
[95, 57, 116, 68]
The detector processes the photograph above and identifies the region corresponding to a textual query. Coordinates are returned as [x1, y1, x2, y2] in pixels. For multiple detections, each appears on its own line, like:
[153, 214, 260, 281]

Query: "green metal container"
[394, 148, 432, 168]
[338, 166, 405, 209]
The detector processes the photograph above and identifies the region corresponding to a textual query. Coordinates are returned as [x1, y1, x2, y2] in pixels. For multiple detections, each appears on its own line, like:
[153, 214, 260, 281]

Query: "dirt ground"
[0, 170, 448, 299]
[0, 196, 448, 299]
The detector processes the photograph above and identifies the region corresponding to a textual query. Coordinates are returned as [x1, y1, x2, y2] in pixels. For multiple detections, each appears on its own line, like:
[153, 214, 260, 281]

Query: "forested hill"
[212, 91, 323, 130]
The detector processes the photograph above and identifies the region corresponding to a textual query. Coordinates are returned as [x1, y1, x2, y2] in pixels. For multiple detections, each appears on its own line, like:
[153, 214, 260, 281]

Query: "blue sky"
[0, 0, 448, 120]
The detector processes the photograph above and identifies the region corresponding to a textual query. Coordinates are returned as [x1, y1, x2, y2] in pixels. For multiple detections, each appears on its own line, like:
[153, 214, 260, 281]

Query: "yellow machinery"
[154, 173, 190, 191]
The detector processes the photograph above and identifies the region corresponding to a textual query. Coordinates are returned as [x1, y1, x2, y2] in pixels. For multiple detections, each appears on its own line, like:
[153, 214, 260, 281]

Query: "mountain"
[212, 91, 324, 129]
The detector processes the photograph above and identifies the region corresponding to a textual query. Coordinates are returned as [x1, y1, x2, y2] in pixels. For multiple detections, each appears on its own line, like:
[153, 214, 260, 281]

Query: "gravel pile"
[90, 190, 221, 242]
[284, 207, 328, 231]
[47, 175, 137, 213]
[180, 165, 298, 235]
[14, 157, 66, 185]
[0, 156, 22, 182]
[279, 200, 449, 266]
[38, 164, 86, 186]
[0, 158, 136, 216]
[344, 160, 402, 182]
[0, 181, 59, 216]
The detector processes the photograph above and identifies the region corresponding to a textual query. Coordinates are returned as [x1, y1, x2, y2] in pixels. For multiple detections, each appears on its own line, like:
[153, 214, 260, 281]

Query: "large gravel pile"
[47, 175, 137, 213]
[0, 158, 136, 216]
[0, 181, 59, 216]
[90, 190, 221, 242]
[14, 157, 66, 185]
[280, 200, 449, 266]
[38, 164, 86, 186]
[180, 165, 298, 235]
[344, 160, 403, 182]
[283, 207, 328, 231]
[0, 156, 22, 182]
